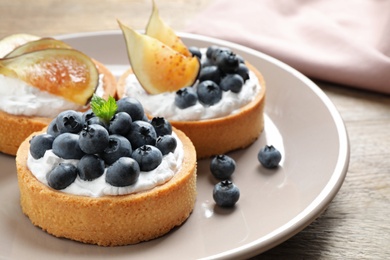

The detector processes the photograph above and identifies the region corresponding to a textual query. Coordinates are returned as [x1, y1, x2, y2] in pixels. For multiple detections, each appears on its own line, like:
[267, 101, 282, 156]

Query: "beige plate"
[0, 31, 349, 259]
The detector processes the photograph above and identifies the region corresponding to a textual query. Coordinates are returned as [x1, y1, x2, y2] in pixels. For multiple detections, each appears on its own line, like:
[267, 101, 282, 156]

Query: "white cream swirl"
[123, 71, 260, 121]
[27, 132, 184, 197]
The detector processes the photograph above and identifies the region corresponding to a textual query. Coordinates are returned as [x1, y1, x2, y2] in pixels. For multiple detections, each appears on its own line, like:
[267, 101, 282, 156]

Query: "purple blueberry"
[56, 110, 83, 134]
[151, 117, 172, 136]
[101, 134, 132, 165]
[79, 124, 109, 154]
[198, 65, 222, 84]
[132, 145, 163, 171]
[29, 134, 55, 159]
[105, 157, 140, 187]
[109, 111, 132, 135]
[210, 154, 236, 180]
[116, 97, 145, 121]
[197, 80, 222, 106]
[52, 133, 85, 159]
[126, 120, 157, 149]
[77, 154, 105, 181]
[258, 145, 282, 168]
[156, 135, 177, 155]
[175, 87, 198, 109]
[46, 163, 78, 190]
[219, 74, 244, 93]
[213, 180, 240, 207]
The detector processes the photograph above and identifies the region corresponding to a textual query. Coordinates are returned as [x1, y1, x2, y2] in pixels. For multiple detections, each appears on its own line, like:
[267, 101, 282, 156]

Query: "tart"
[15, 97, 197, 246]
[116, 5, 265, 159]
[0, 35, 117, 156]
[117, 62, 265, 159]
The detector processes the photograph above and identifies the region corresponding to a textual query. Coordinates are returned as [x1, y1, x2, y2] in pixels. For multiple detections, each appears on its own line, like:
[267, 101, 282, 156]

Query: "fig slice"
[5, 37, 72, 58]
[119, 21, 200, 95]
[145, 1, 192, 57]
[0, 33, 40, 58]
[0, 48, 98, 105]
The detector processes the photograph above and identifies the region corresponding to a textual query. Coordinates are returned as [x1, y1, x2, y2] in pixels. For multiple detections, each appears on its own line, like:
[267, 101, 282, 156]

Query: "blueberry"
[109, 111, 132, 135]
[215, 49, 240, 74]
[77, 154, 105, 181]
[210, 154, 236, 180]
[78, 124, 109, 154]
[47, 119, 60, 138]
[151, 117, 172, 137]
[156, 135, 177, 155]
[206, 45, 219, 60]
[197, 80, 222, 106]
[188, 46, 202, 59]
[219, 74, 244, 93]
[101, 134, 132, 165]
[199, 65, 222, 84]
[29, 134, 55, 159]
[258, 145, 282, 168]
[84, 114, 106, 128]
[52, 133, 85, 159]
[213, 180, 240, 207]
[236, 63, 250, 82]
[105, 157, 140, 187]
[116, 97, 145, 121]
[126, 120, 157, 149]
[132, 145, 163, 171]
[46, 163, 78, 190]
[81, 109, 95, 124]
[56, 110, 83, 134]
[175, 87, 198, 109]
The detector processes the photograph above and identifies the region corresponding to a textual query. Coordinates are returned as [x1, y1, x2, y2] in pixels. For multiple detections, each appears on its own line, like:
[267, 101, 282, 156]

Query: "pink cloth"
[186, 0, 390, 94]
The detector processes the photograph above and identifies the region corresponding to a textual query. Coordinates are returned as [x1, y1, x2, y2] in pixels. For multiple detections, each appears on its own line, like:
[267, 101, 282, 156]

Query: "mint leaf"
[90, 94, 117, 124]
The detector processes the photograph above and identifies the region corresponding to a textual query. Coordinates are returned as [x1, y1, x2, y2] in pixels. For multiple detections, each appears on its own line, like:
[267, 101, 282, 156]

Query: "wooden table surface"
[1, 0, 389, 259]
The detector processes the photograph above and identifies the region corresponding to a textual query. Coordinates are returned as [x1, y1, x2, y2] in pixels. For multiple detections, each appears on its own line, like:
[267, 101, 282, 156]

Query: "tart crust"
[0, 60, 116, 156]
[16, 128, 197, 246]
[117, 63, 266, 159]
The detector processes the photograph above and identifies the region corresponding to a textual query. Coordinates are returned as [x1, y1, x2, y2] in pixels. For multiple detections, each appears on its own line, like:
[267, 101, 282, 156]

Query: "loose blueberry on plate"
[258, 145, 282, 168]
[210, 154, 236, 180]
[213, 180, 240, 207]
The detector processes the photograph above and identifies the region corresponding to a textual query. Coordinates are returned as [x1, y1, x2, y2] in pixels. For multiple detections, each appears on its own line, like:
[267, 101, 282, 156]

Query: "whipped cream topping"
[122, 48, 261, 121]
[0, 74, 104, 118]
[27, 132, 184, 197]
[124, 72, 260, 121]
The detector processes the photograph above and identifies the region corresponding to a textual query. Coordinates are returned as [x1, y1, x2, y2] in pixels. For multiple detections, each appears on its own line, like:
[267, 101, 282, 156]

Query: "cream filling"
[27, 132, 184, 197]
[0, 74, 104, 118]
[123, 71, 260, 121]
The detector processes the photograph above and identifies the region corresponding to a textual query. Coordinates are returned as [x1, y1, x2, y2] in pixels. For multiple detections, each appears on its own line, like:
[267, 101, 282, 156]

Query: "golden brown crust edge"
[0, 61, 117, 156]
[117, 62, 266, 159]
[16, 128, 197, 246]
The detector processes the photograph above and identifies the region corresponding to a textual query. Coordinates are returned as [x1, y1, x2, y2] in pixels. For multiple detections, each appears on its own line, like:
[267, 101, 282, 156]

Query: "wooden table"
[1, 1, 389, 259]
